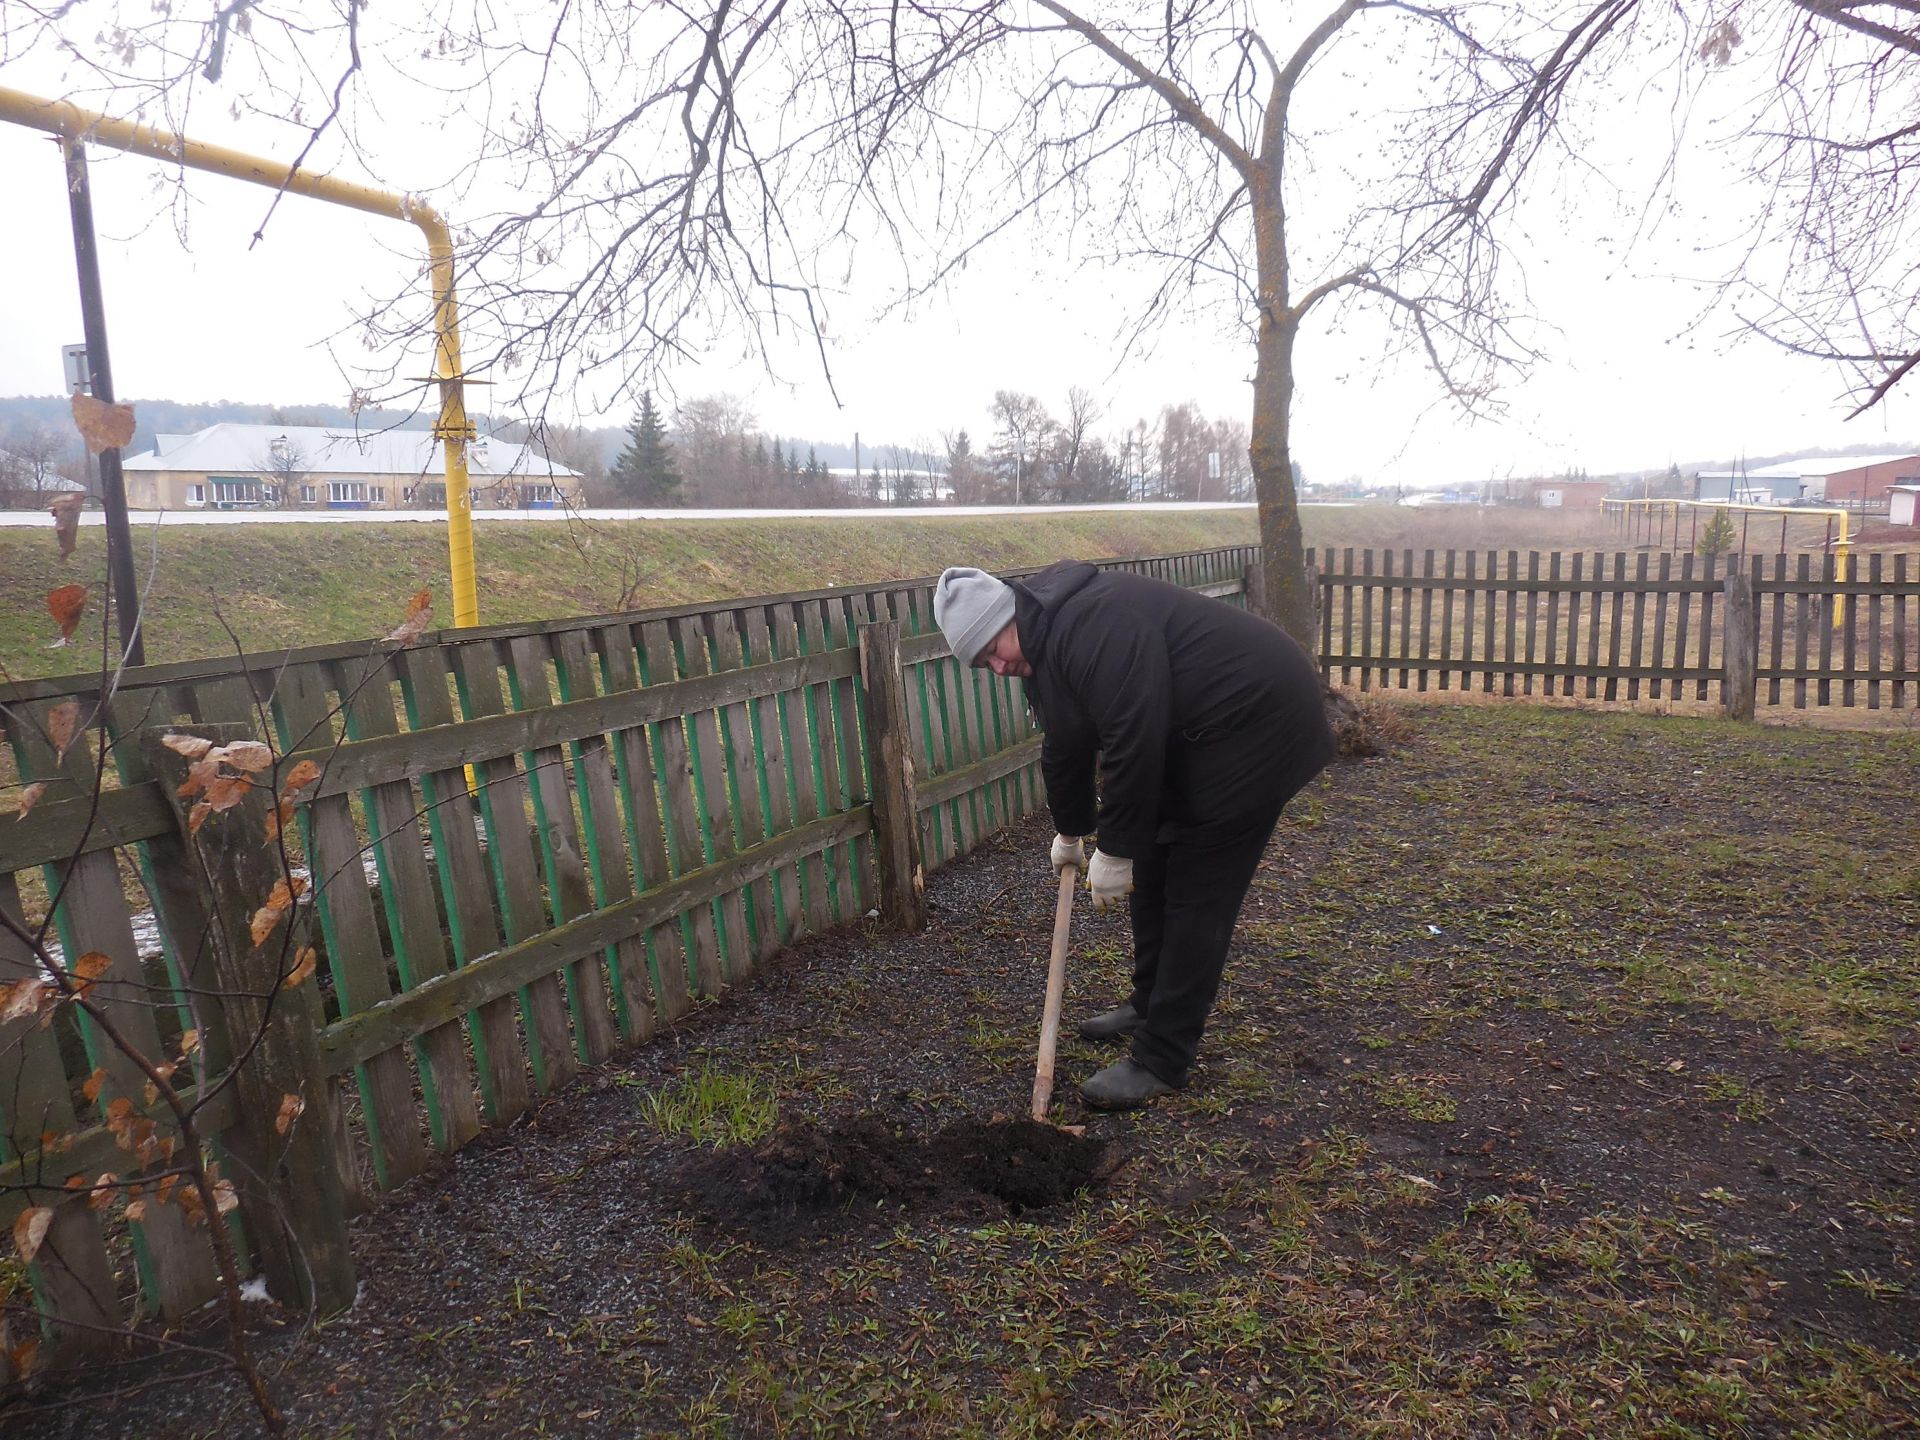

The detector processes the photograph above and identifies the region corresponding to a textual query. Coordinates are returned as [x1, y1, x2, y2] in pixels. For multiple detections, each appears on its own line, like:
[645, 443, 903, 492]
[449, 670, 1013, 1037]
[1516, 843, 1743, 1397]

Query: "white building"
[121, 423, 584, 512]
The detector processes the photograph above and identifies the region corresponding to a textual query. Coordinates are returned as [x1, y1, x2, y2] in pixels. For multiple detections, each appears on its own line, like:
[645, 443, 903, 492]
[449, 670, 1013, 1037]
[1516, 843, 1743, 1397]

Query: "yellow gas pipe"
[0, 84, 480, 629]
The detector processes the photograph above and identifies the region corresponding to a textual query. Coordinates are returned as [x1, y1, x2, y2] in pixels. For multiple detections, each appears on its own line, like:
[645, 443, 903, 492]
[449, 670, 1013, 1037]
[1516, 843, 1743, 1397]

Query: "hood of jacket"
[1010, 559, 1100, 667]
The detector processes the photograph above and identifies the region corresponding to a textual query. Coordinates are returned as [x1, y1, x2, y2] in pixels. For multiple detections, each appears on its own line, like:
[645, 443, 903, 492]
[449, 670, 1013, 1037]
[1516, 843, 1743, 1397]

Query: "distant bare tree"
[1, 423, 86, 509]
[1053, 388, 1102, 504]
[1697, 1, 1920, 414]
[672, 394, 758, 504]
[529, 421, 610, 504]
[256, 435, 312, 509]
[989, 391, 1056, 506]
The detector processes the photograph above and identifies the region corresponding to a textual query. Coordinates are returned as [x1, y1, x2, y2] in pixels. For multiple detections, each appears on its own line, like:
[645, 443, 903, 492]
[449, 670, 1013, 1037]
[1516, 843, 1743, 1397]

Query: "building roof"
[121, 422, 579, 479]
[1697, 454, 1920, 481]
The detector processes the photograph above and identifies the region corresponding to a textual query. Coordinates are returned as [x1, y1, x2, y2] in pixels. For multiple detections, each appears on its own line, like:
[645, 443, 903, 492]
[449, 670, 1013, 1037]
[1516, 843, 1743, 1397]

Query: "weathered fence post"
[1722, 572, 1759, 721]
[1244, 559, 1270, 625]
[1303, 561, 1323, 654]
[857, 621, 927, 932]
[144, 724, 357, 1316]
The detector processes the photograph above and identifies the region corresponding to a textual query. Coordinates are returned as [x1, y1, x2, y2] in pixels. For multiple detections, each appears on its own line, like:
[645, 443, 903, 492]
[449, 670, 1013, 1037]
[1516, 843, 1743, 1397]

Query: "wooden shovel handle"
[1031, 865, 1078, 1122]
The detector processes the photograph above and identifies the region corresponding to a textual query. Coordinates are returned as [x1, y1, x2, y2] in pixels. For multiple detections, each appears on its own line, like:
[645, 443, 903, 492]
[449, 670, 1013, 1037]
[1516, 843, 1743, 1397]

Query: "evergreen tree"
[1697, 507, 1737, 559]
[609, 392, 679, 504]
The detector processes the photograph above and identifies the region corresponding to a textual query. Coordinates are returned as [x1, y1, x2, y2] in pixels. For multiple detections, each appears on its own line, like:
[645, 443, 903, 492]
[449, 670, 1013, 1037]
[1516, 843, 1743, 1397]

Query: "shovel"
[1030, 863, 1078, 1122]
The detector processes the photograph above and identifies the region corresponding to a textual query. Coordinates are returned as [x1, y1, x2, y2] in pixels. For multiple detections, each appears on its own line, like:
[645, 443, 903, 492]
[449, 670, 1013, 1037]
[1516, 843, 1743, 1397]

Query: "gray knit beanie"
[934, 566, 1016, 666]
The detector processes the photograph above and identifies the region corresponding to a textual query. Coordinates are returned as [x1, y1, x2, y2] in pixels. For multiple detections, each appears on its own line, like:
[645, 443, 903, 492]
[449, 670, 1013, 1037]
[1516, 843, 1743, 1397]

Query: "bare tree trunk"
[1249, 193, 1315, 648]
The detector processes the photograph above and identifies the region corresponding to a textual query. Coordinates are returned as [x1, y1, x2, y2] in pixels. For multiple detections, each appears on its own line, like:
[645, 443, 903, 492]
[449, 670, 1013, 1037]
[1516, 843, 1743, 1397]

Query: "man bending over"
[936, 561, 1333, 1110]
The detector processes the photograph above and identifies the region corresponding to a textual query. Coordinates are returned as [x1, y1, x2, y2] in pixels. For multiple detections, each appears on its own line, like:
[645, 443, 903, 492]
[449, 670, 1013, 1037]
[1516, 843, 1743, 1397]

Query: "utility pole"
[60, 136, 145, 667]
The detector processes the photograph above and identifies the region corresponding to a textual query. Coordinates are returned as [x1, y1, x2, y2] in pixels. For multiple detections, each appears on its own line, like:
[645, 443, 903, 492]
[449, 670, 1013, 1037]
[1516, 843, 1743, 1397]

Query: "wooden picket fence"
[1309, 547, 1920, 713]
[0, 545, 1254, 1371]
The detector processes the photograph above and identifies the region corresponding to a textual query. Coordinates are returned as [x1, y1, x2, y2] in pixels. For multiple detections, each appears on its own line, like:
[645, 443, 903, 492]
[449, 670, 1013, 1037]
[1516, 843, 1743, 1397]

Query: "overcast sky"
[3, 4, 1915, 486]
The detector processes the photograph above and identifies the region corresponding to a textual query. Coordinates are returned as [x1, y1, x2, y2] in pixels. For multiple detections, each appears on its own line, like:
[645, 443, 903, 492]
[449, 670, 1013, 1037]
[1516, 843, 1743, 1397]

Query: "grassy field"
[18, 703, 1915, 1437]
[3, 502, 1907, 685]
[0, 511, 1258, 682]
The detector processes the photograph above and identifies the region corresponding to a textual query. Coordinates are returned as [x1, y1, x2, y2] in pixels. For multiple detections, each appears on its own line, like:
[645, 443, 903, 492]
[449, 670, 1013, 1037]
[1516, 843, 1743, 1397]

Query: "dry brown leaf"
[202, 772, 255, 814]
[14, 782, 47, 821]
[263, 798, 294, 845]
[47, 699, 81, 763]
[46, 584, 87, 647]
[161, 733, 215, 760]
[82, 1068, 107, 1103]
[218, 740, 274, 773]
[282, 946, 319, 990]
[13, 1207, 53, 1264]
[249, 876, 307, 948]
[280, 758, 323, 795]
[274, 1092, 307, 1135]
[384, 588, 434, 643]
[176, 754, 221, 799]
[156, 1172, 181, 1207]
[70, 951, 112, 999]
[0, 978, 53, 1024]
[178, 1028, 200, 1058]
[187, 799, 213, 836]
[49, 492, 84, 561]
[249, 906, 283, 948]
[70, 391, 136, 454]
[142, 1080, 158, 1106]
[280, 760, 320, 794]
[212, 1178, 239, 1215]
[9, 1338, 39, 1380]
[87, 1173, 119, 1212]
[124, 1199, 147, 1224]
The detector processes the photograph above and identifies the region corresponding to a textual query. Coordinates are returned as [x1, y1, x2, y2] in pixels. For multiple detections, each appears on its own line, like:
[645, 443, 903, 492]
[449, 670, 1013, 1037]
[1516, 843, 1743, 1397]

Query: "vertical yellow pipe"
[420, 226, 479, 627]
[0, 84, 481, 628]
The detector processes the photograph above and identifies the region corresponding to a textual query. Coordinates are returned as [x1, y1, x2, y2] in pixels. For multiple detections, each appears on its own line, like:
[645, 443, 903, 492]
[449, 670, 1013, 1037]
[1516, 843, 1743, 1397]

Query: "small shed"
[1891, 485, 1920, 528]
[1524, 478, 1610, 509]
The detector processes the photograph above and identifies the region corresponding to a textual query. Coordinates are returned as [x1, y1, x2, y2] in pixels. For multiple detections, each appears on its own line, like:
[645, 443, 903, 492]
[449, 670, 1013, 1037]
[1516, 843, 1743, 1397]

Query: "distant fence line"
[1308, 546, 1920, 714]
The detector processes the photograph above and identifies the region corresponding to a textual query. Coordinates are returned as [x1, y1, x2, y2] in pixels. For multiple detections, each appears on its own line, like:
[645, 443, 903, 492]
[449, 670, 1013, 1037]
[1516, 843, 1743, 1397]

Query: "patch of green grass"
[640, 1061, 779, 1147]
[1372, 1074, 1459, 1123]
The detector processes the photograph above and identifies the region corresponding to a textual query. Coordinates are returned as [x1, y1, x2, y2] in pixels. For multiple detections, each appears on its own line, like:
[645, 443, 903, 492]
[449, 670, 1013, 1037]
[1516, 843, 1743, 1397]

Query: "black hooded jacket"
[1012, 561, 1333, 859]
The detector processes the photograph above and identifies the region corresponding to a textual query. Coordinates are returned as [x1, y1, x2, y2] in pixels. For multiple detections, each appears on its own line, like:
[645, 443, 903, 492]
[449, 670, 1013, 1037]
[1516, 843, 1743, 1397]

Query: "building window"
[328, 481, 368, 504]
[370, 485, 386, 503]
[416, 483, 447, 508]
[301, 484, 317, 503]
[210, 477, 264, 506]
[185, 483, 206, 505]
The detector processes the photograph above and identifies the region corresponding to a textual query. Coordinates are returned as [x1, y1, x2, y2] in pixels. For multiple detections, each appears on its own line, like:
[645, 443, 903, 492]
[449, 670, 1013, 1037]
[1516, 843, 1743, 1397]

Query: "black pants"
[1125, 800, 1286, 1085]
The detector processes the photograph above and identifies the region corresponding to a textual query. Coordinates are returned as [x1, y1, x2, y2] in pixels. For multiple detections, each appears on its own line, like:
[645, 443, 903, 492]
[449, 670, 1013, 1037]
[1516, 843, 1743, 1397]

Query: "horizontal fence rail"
[0, 545, 1254, 1370]
[1310, 547, 1920, 712]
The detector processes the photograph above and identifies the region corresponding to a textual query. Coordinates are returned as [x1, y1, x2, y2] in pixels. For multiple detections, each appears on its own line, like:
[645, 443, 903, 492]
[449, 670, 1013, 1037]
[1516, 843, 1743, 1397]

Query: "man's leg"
[1126, 841, 1170, 1015]
[1128, 808, 1281, 1085]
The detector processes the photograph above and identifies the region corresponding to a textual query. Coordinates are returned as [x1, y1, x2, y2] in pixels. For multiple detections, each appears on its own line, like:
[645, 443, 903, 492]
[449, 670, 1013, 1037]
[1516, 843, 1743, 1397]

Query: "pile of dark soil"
[672, 1114, 1110, 1231]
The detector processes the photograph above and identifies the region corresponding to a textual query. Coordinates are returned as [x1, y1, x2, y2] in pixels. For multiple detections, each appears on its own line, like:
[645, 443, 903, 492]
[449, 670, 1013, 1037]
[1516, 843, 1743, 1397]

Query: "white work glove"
[1087, 849, 1134, 913]
[1050, 833, 1086, 874]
